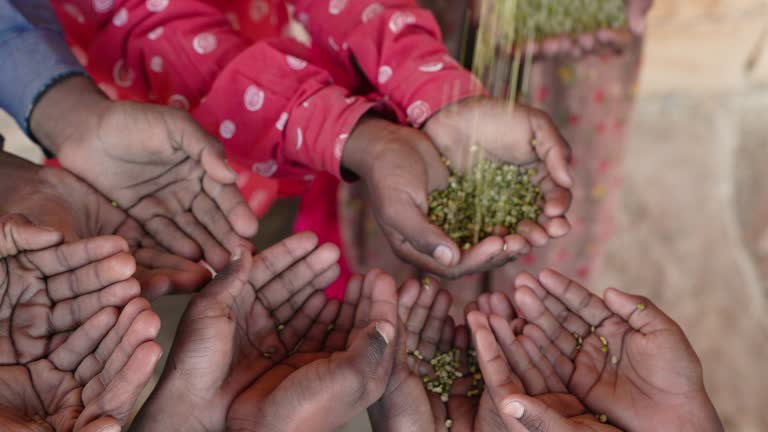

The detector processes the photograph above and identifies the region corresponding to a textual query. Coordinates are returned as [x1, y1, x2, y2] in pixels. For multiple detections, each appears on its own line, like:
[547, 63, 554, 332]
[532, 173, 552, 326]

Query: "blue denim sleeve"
[0, 0, 86, 137]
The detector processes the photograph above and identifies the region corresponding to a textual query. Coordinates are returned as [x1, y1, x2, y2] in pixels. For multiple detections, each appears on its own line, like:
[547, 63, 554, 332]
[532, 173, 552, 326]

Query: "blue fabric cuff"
[0, 27, 86, 138]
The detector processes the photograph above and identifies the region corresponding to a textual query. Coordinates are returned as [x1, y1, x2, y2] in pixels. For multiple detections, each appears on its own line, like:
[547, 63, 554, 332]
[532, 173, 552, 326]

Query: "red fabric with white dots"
[50, 0, 481, 183]
[50, 0, 484, 298]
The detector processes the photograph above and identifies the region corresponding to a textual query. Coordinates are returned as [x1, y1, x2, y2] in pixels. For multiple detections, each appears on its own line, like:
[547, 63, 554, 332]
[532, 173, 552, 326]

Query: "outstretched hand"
[0, 150, 211, 298]
[344, 116, 559, 280]
[423, 98, 573, 272]
[230, 270, 399, 432]
[30, 76, 259, 271]
[512, 269, 724, 432]
[132, 232, 340, 432]
[0, 214, 162, 431]
[467, 308, 621, 432]
[369, 277, 458, 431]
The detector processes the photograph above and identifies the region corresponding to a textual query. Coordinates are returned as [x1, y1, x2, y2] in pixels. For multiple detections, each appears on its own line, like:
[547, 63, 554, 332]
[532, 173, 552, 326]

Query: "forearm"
[0, 151, 42, 205]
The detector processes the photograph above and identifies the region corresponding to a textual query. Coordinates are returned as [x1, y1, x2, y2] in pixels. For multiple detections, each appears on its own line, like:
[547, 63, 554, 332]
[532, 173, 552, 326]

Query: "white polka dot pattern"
[93, 0, 113, 13]
[388, 11, 415, 33]
[419, 62, 444, 72]
[378, 65, 393, 84]
[252, 160, 278, 177]
[112, 7, 128, 26]
[63, 3, 85, 23]
[249, 0, 270, 21]
[193, 33, 218, 54]
[406, 100, 431, 125]
[361, 3, 384, 23]
[113, 59, 134, 87]
[328, 0, 348, 15]
[150, 56, 163, 72]
[244, 85, 265, 111]
[146, 0, 168, 12]
[168, 94, 190, 110]
[276, 112, 289, 131]
[147, 26, 164, 40]
[219, 120, 236, 139]
[286, 55, 308, 70]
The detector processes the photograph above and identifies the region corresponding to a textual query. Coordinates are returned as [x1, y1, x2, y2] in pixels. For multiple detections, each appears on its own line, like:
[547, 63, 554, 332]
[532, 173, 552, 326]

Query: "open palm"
[0, 215, 161, 431]
[513, 269, 723, 432]
[467, 307, 621, 432]
[368, 276, 459, 431]
[424, 98, 573, 263]
[133, 232, 340, 432]
[0, 151, 212, 298]
[31, 77, 259, 270]
[228, 270, 399, 432]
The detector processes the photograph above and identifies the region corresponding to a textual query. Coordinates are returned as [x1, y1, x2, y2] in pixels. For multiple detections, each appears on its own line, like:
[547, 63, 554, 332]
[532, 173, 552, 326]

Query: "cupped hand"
[132, 232, 340, 432]
[467, 309, 622, 432]
[0, 214, 162, 431]
[369, 277, 458, 431]
[227, 270, 399, 432]
[424, 98, 573, 267]
[0, 150, 211, 298]
[512, 269, 724, 432]
[344, 116, 551, 279]
[30, 76, 259, 270]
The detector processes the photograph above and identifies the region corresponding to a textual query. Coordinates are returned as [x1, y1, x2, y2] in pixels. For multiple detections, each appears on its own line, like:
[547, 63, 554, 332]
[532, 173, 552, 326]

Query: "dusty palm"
[54, 100, 259, 270]
[467, 307, 622, 432]
[133, 232, 340, 432]
[0, 215, 161, 431]
[0, 152, 211, 298]
[514, 270, 723, 432]
[229, 270, 398, 432]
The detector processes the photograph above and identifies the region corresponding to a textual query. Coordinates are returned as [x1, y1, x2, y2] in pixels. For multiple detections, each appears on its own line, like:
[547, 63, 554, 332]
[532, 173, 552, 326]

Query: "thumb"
[496, 394, 573, 432]
[0, 214, 63, 258]
[380, 199, 460, 267]
[78, 417, 121, 432]
[334, 320, 396, 406]
[199, 246, 253, 299]
[173, 111, 238, 184]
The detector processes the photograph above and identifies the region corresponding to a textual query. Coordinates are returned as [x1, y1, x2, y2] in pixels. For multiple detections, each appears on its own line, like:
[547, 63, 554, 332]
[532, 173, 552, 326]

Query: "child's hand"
[30, 76, 259, 271]
[0, 214, 161, 432]
[467, 310, 622, 432]
[513, 269, 724, 432]
[424, 98, 573, 250]
[132, 234, 341, 432]
[369, 277, 458, 431]
[344, 117, 533, 279]
[229, 270, 399, 432]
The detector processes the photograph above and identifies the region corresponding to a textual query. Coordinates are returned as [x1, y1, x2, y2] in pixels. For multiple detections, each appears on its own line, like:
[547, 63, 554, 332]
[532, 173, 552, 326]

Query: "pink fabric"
[50, 0, 485, 295]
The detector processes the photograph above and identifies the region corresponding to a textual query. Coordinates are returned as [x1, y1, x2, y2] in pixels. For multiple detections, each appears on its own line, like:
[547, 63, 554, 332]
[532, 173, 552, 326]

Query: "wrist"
[28, 75, 111, 156]
[341, 116, 391, 179]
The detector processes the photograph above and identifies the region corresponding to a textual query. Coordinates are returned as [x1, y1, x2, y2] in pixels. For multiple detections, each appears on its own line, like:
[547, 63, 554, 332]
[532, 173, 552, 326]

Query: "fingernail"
[99, 425, 121, 432]
[433, 245, 454, 266]
[375, 321, 395, 345]
[503, 400, 525, 419]
[230, 248, 243, 262]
